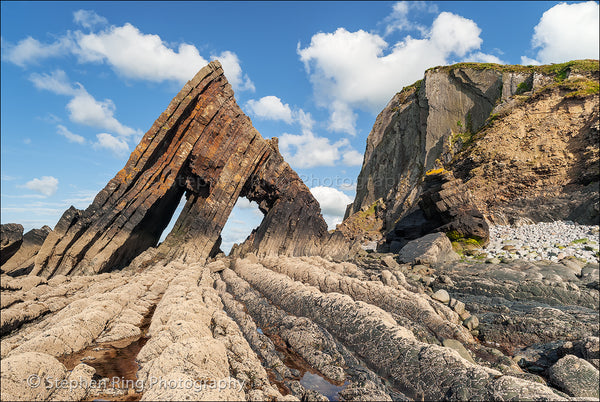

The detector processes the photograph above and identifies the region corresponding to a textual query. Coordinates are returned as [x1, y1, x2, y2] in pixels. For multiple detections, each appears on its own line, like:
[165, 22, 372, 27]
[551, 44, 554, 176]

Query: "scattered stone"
[432, 289, 450, 304]
[548, 354, 599, 398]
[442, 339, 475, 363]
[449, 299, 466, 315]
[463, 315, 479, 330]
[484, 221, 599, 265]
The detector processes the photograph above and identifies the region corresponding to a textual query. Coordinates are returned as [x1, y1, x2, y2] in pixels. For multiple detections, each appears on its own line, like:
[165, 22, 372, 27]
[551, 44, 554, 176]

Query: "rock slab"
[397, 233, 459, 265]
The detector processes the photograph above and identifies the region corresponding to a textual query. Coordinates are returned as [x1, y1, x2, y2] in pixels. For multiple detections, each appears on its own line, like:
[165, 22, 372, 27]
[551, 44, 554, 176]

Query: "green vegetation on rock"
[516, 80, 532, 94]
[396, 79, 423, 104]
[427, 59, 598, 77]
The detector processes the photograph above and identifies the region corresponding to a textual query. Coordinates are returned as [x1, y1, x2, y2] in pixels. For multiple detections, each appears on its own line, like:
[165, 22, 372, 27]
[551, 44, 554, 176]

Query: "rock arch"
[32, 61, 350, 278]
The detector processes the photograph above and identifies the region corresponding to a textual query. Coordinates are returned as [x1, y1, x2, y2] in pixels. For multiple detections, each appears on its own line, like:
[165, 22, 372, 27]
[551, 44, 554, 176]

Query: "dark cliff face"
[31, 61, 351, 279]
[348, 60, 600, 234]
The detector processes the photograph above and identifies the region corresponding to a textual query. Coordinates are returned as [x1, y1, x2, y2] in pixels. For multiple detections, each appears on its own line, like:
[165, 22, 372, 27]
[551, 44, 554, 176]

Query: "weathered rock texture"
[385, 170, 489, 252]
[346, 60, 599, 241]
[1, 224, 23, 266]
[2, 226, 51, 276]
[3, 253, 597, 400]
[397, 233, 460, 265]
[32, 61, 349, 278]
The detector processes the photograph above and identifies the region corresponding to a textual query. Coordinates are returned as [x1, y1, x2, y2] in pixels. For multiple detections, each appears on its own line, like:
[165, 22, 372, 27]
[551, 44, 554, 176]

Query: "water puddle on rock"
[300, 372, 349, 401]
[263, 329, 349, 400]
[57, 300, 159, 401]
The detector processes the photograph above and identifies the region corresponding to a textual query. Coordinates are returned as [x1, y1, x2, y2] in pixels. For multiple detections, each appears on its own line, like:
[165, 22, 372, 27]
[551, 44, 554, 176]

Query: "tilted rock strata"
[1, 226, 51, 276]
[136, 264, 290, 401]
[32, 61, 350, 279]
[217, 267, 398, 401]
[231, 257, 565, 400]
[260, 255, 472, 344]
[3, 255, 595, 400]
[347, 61, 600, 238]
[1, 223, 23, 266]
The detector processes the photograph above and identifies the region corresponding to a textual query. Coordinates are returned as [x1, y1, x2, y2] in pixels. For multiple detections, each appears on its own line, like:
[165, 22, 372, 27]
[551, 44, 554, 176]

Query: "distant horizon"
[2, 1, 598, 253]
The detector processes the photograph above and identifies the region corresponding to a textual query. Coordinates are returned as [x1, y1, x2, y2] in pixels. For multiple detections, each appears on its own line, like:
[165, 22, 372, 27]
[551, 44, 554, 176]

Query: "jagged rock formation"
[1, 226, 51, 276]
[384, 169, 489, 252]
[31, 61, 349, 279]
[1, 224, 24, 266]
[3, 254, 596, 401]
[3, 59, 599, 402]
[346, 60, 600, 241]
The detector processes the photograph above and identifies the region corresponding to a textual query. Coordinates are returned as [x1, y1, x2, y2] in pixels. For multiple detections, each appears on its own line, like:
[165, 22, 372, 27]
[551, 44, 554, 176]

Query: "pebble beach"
[484, 221, 600, 264]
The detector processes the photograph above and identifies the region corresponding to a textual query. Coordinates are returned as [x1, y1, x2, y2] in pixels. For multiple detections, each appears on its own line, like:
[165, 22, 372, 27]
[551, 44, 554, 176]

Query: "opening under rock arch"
[159, 196, 187, 245]
[220, 197, 264, 255]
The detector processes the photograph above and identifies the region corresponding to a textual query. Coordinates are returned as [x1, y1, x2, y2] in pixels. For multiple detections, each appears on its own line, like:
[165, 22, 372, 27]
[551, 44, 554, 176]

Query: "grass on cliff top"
[426, 59, 599, 78]
[395, 79, 423, 103]
[395, 60, 598, 103]
[561, 78, 600, 97]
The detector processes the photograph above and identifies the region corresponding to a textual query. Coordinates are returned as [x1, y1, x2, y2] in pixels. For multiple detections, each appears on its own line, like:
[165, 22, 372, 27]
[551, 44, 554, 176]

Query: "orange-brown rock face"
[32, 61, 349, 278]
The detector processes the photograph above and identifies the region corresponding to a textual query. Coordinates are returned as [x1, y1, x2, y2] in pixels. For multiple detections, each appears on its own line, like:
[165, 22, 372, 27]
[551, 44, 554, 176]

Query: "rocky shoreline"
[1, 59, 598, 401]
[2, 251, 598, 401]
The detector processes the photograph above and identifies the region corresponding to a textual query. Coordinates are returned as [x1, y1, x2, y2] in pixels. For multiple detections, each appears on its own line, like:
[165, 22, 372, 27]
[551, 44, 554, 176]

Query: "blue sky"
[1, 1, 598, 253]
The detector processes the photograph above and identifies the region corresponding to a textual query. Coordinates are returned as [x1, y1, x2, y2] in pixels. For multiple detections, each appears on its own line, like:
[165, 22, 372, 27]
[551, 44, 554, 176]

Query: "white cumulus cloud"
[30, 70, 139, 138]
[280, 131, 348, 168]
[73, 9, 108, 29]
[246, 96, 293, 123]
[278, 108, 364, 169]
[73, 23, 254, 90]
[2, 36, 72, 67]
[526, 1, 599, 64]
[24, 176, 59, 197]
[67, 92, 138, 137]
[94, 133, 129, 157]
[75, 23, 208, 84]
[5, 12, 254, 92]
[298, 9, 497, 135]
[310, 186, 353, 229]
[57, 125, 86, 144]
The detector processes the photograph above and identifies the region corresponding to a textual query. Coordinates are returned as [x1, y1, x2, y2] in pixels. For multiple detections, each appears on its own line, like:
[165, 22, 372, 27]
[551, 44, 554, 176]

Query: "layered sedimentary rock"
[1, 226, 51, 276]
[347, 60, 600, 238]
[1, 224, 23, 266]
[385, 170, 489, 252]
[5, 255, 593, 401]
[32, 61, 348, 278]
